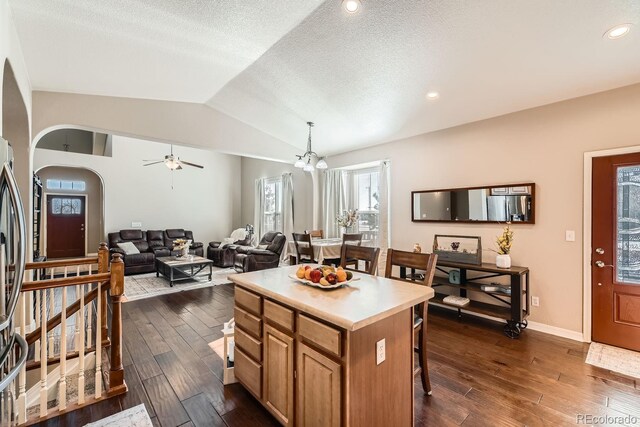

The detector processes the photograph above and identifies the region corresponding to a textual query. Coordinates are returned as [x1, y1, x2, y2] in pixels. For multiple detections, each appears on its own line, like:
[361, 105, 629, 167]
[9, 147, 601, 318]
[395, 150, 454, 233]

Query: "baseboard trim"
[430, 302, 585, 342]
[526, 320, 585, 342]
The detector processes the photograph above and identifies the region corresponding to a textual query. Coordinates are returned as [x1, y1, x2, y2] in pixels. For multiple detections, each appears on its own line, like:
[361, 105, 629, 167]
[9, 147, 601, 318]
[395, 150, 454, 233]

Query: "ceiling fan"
[143, 145, 204, 170]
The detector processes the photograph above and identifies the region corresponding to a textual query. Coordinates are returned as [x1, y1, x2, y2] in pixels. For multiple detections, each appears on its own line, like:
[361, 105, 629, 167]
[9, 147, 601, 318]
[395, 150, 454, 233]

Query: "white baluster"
[34, 289, 40, 362]
[0, 244, 5, 318]
[59, 286, 67, 410]
[78, 280, 85, 404]
[39, 290, 48, 417]
[95, 280, 102, 398]
[87, 265, 93, 349]
[47, 287, 55, 355]
[17, 292, 26, 423]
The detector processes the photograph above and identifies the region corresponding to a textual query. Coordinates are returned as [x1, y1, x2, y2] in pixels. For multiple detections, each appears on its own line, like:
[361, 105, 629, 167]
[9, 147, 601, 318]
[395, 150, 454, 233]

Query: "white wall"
[323, 82, 640, 335]
[34, 135, 242, 247]
[240, 157, 314, 235]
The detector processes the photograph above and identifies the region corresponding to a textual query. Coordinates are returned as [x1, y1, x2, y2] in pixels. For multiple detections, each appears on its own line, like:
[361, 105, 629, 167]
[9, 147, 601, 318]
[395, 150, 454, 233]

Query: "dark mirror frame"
[411, 182, 536, 224]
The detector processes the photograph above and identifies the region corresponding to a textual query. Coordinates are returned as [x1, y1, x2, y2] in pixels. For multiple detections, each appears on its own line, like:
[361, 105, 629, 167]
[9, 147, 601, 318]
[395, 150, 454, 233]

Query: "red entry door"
[592, 153, 640, 351]
[46, 195, 85, 258]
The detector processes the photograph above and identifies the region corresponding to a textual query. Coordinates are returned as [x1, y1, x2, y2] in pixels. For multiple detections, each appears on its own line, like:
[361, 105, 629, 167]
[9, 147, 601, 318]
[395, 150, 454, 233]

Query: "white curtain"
[253, 178, 265, 245]
[378, 161, 391, 275]
[322, 169, 346, 238]
[281, 173, 294, 261]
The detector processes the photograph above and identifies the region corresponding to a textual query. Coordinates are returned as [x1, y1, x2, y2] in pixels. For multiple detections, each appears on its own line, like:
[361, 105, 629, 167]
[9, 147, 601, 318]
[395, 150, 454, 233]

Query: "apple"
[304, 265, 311, 270]
[310, 269, 323, 283]
[326, 273, 337, 285]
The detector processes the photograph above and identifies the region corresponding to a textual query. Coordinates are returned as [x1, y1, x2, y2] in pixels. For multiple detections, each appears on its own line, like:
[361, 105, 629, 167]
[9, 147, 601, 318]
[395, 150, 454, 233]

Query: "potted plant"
[493, 223, 513, 268]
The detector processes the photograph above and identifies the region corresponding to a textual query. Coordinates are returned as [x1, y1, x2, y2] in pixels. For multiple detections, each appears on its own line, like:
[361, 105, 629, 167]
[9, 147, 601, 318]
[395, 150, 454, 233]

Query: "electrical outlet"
[131, 221, 142, 228]
[376, 339, 386, 365]
[565, 230, 576, 242]
[531, 296, 540, 307]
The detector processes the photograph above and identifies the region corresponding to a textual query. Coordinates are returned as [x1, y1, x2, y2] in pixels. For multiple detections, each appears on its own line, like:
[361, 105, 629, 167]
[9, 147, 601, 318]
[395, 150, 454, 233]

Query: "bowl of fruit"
[289, 265, 357, 290]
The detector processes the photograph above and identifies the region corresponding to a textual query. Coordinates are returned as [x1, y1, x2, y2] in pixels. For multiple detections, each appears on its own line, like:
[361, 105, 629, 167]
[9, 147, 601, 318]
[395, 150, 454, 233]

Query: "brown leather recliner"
[234, 231, 286, 273]
[208, 235, 252, 268]
[108, 230, 155, 275]
[162, 229, 204, 257]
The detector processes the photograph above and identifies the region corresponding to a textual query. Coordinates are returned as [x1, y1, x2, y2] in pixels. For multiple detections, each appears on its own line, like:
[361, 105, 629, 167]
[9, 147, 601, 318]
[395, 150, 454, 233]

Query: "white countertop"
[228, 265, 434, 331]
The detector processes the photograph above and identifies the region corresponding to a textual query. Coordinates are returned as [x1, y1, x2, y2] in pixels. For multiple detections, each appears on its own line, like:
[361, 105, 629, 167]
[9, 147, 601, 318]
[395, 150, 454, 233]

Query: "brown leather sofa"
[147, 229, 204, 258]
[234, 231, 286, 273]
[108, 228, 204, 275]
[207, 235, 252, 268]
[108, 230, 155, 275]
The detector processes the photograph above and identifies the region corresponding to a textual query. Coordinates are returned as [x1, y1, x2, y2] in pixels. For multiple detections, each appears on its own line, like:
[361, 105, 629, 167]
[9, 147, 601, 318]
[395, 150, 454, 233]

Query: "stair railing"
[11, 244, 126, 424]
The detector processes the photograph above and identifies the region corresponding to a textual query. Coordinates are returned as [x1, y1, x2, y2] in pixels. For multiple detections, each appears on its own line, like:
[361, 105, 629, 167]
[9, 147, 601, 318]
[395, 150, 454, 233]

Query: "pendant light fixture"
[294, 122, 328, 172]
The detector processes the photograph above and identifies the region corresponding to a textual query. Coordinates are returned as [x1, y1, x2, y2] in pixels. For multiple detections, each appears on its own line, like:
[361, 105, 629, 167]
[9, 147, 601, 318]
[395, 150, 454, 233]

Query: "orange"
[336, 270, 347, 282]
[304, 268, 312, 280]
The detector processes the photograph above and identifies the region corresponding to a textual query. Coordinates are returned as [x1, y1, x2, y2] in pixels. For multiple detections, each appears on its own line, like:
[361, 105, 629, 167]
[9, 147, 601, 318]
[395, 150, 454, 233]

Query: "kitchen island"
[228, 265, 434, 427]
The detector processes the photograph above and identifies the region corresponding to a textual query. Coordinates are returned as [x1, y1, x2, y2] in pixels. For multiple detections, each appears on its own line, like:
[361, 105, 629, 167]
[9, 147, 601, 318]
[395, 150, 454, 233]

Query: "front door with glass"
[592, 153, 640, 351]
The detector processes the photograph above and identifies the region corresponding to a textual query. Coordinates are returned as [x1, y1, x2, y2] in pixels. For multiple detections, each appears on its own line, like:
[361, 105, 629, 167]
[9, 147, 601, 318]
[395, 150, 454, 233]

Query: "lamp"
[294, 121, 327, 172]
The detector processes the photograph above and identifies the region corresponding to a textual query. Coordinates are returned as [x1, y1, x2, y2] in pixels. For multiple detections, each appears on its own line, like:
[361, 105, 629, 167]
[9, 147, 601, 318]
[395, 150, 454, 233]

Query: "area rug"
[123, 267, 236, 302]
[586, 342, 640, 379]
[85, 404, 152, 427]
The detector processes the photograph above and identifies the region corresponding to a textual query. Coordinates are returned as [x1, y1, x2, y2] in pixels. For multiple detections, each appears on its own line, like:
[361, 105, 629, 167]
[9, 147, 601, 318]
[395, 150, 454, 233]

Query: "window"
[344, 167, 381, 245]
[262, 177, 283, 233]
[51, 198, 82, 215]
[46, 179, 86, 191]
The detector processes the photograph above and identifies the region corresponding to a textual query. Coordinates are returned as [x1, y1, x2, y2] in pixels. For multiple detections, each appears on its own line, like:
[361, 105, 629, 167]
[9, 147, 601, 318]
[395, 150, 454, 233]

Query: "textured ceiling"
[10, 0, 640, 158]
[9, 0, 324, 102]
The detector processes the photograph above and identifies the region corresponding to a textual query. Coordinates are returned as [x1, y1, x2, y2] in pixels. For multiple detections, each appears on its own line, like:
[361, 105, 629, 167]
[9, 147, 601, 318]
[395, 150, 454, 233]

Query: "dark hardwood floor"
[35, 284, 640, 426]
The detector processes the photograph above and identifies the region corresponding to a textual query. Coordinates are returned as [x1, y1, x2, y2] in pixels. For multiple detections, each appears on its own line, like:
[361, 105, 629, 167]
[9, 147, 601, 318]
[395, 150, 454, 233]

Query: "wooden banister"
[21, 275, 111, 292]
[108, 253, 126, 395]
[25, 257, 100, 270]
[98, 243, 110, 345]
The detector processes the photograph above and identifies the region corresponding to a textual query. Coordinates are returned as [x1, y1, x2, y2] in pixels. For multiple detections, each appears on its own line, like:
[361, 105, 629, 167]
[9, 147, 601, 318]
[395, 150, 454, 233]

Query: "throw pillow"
[257, 244, 269, 250]
[117, 242, 140, 255]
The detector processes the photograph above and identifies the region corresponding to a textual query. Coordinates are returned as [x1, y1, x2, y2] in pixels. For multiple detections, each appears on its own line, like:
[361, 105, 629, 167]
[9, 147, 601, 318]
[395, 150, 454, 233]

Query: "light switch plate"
[565, 230, 575, 242]
[376, 339, 386, 365]
[131, 221, 142, 228]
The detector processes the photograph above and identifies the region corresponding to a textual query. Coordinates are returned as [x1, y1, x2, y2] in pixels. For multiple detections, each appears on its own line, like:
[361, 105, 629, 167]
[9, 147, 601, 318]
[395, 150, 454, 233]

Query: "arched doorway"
[35, 166, 105, 258]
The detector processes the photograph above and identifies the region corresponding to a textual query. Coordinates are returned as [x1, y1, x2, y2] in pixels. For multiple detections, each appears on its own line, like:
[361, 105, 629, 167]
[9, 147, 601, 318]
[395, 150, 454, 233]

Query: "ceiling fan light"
[294, 157, 305, 168]
[166, 160, 180, 170]
[303, 162, 315, 172]
[316, 158, 328, 169]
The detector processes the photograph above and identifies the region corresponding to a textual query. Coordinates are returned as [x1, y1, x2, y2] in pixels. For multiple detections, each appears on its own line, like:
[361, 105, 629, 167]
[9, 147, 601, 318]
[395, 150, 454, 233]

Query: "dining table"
[286, 237, 370, 264]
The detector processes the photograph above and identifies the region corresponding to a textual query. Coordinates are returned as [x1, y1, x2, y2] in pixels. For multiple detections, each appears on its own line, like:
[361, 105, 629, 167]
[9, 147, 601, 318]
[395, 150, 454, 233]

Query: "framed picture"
[432, 235, 482, 265]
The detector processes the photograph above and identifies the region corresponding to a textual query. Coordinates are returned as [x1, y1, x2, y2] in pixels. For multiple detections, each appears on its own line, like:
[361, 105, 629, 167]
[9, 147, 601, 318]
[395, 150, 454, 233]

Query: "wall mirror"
[411, 183, 535, 224]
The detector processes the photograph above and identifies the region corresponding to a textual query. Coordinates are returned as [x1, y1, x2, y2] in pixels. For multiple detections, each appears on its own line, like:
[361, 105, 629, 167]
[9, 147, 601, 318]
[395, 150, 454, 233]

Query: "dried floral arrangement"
[494, 223, 514, 255]
[336, 209, 359, 228]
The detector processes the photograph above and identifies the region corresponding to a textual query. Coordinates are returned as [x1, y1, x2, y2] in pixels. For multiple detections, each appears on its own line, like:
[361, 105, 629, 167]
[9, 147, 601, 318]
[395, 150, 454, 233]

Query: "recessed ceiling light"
[604, 24, 632, 39]
[343, 0, 361, 14]
[426, 91, 440, 100]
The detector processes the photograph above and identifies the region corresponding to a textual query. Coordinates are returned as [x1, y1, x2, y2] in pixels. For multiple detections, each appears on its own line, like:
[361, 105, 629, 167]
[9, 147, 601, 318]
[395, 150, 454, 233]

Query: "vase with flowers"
[336, 209, 359, 234]
[492, 223, 513, 268]
[173, 238, 191, 258]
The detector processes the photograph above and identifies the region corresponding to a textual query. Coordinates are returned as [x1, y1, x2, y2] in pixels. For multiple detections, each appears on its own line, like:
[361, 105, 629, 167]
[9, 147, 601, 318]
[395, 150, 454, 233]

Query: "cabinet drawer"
[264, 300, 294, 333]
[235, 326, 262, 362]
[235, 306, 262, 339]
[298, 315, 342, 357]
[235, 347, 262, 399]
[235, 286, 262, 316]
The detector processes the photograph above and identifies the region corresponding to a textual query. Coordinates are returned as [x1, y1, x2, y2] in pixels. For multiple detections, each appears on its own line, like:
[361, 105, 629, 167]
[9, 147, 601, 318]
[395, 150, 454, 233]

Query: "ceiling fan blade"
[143, 161, 165, 166]
[179, 160, 204, 169]
[142, 159, 163, 162]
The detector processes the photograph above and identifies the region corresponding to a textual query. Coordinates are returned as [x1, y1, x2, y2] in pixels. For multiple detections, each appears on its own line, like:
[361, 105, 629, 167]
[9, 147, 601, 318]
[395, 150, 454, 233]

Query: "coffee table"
[155, 255, 213, 287]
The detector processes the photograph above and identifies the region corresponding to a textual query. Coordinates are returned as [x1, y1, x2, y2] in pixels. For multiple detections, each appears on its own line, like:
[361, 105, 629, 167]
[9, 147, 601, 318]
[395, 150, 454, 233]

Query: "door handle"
[594, 260, 614, 268]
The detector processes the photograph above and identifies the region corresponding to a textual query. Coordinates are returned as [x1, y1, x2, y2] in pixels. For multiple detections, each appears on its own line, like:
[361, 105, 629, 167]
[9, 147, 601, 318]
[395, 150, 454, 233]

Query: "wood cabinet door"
[263, 325, 294, 426]
[296, 342, 341, 427]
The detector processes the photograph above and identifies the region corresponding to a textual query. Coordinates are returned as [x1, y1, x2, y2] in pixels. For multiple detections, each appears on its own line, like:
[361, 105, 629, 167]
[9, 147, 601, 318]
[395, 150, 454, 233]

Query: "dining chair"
[305, 229, 324, 239]
[340, 245, 380, 275]
[341, 233, 363, 268]
[292, 233, 318, 264]
[384, 248, 437, 395]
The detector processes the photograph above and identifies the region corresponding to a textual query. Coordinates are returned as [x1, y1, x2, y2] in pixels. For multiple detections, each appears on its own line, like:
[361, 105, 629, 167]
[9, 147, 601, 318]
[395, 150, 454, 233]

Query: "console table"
[402, 261, 529, 338]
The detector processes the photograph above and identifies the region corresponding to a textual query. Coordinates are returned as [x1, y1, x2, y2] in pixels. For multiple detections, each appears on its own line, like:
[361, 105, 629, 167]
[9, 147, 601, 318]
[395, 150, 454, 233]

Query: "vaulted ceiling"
[10, 0, 640, 158]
